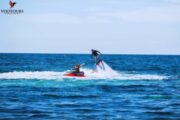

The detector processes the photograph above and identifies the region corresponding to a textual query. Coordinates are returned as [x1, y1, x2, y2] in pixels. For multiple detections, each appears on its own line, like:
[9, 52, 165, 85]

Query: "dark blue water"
[0, 53, 180, 120]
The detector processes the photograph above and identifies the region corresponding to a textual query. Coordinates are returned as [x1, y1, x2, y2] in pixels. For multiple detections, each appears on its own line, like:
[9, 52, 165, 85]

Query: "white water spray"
[0, 61, 168, 80]
[84, 61, 119, 79]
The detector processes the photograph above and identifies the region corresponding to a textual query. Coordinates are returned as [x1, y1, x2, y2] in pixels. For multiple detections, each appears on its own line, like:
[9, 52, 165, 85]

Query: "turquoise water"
[0, 54, 180, 119]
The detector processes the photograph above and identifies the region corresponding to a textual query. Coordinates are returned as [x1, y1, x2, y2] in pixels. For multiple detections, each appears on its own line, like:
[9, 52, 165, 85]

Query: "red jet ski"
[64, 71, 85, 77]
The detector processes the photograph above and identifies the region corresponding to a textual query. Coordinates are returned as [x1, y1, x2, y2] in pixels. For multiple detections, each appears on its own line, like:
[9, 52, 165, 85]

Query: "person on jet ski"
[91, 49, 101, 62]
[72, 64, 80, 73]
[64, 64, 84, 77]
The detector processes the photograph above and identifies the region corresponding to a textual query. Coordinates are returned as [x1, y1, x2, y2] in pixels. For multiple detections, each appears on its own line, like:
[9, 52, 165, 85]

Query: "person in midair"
[91, 49, 101, 63]
[91, 49, 105, 71]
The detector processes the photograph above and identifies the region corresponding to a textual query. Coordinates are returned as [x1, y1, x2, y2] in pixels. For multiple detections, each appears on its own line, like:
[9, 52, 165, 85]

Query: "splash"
[82, 61, 167, 80]
[0, 70, 167, 80]
[97, 61, 119, 74]
[82, 61, 120, 79]
[0, 61, 168, 80]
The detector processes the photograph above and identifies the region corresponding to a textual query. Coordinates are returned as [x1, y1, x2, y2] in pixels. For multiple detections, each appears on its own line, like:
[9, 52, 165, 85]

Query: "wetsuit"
[91, 49, 101, 62]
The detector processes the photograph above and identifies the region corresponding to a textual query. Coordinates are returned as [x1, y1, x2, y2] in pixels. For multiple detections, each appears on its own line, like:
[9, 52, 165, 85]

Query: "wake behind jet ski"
[63, 64, 85, 77]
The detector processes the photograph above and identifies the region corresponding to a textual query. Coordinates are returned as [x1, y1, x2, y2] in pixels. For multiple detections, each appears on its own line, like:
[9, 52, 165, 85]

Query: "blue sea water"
[0, 53, 180, 120]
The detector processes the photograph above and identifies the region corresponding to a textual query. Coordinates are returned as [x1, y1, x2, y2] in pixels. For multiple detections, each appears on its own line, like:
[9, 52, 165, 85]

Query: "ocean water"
[0, 53, 179, 120]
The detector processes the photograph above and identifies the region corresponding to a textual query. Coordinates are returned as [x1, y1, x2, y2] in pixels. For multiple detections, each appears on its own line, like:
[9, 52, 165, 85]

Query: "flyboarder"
[91, 49, 101, 63]
[91, 49, 105, 70]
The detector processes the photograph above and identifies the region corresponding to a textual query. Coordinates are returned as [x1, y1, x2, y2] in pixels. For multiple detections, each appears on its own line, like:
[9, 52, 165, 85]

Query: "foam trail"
[0, 71, 64, 80]
[0, 70, 167, 80]
[0, 61, 168, 80]
[98, 61, 167, 80]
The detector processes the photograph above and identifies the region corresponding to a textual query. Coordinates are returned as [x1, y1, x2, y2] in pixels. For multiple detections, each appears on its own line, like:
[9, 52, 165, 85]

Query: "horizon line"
[0, 52, 179, 56]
